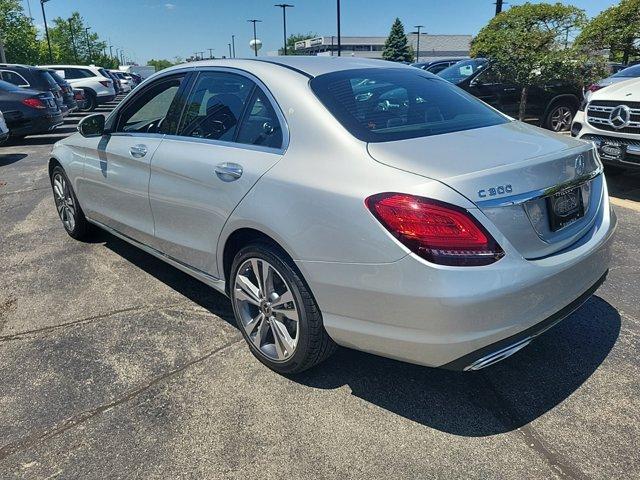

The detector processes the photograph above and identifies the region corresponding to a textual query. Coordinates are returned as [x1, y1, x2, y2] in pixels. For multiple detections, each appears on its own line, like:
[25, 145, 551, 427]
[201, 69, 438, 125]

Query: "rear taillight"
[22, 98, 46, 109]
[365, 193, 504, 266]
[99, 80, 111, 87]
[586, 84, 602, 93]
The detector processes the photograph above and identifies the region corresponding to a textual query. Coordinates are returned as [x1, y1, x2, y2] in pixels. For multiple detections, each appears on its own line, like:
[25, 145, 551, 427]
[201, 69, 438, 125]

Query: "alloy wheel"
[233, 258, 300, 362]
[52, 172, 76, 232]
[550, 106, 573, 132]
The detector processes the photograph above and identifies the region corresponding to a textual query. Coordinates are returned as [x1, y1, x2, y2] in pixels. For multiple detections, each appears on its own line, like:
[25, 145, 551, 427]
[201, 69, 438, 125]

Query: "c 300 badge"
[478, 184, 513, 198]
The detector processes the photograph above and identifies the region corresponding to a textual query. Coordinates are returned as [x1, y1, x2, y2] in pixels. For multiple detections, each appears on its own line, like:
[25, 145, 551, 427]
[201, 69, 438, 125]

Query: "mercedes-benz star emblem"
[575, 154, 585, 176]
[609, 105, 631, 129]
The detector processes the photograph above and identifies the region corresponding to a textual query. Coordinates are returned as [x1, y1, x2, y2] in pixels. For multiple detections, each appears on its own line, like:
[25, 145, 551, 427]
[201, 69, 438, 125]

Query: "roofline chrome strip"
[475, 166, 603, 208]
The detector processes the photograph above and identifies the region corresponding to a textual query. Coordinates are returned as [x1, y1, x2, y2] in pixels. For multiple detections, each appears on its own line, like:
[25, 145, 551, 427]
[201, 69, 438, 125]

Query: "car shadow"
[606, 167, 640, 203]
[0, 153, 28, 167]
[89, 228, 620, 437]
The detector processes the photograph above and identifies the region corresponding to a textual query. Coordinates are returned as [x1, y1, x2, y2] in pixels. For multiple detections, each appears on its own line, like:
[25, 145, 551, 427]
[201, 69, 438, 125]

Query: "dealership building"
[293, 34, 472, 59]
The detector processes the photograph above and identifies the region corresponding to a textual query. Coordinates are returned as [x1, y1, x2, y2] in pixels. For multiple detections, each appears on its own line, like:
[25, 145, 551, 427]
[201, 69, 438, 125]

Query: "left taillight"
[22, 97, 46, 109]
[365, 193, 504, 266]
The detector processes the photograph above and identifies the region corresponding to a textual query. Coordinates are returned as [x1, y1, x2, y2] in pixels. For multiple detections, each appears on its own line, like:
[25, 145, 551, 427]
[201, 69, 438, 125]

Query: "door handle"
[215, 162, 243, 182]
[129, 144, 148, 158]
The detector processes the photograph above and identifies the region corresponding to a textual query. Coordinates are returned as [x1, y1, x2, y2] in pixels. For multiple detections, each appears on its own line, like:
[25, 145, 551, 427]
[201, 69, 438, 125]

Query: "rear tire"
[230, 241, 336, 374]
[81, 92, 97, 112]
[50, 166, 90, 240]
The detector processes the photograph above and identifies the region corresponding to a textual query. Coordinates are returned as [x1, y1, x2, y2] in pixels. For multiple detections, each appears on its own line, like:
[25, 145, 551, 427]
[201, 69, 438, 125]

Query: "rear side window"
[236, 89, 283, 149]
[0, 70, 29, 87]
[177, 71, 254, 142]
[62, 68, 94, 79]
[310, 68, 507, 143]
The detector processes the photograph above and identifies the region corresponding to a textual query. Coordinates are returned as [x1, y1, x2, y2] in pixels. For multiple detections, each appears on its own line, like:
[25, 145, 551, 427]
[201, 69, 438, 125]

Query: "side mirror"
[78, 114, 105, 137]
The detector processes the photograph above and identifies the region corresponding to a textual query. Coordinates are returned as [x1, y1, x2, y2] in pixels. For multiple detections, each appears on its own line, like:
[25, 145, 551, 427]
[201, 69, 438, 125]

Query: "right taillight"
[99, 80, 111, 87]
[365, 193, 504, 266]
[22, 98, 46, 109]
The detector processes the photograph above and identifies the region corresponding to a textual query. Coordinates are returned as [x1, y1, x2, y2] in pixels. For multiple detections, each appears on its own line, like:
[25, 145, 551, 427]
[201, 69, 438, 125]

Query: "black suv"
[45, 69, 78, 113]
[0, 64, 68, 117]
[438, 59, 583, 132]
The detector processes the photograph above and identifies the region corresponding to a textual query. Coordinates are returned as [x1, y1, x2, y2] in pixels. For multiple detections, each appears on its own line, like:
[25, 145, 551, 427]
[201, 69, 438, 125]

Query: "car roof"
[163, 56, 415, 79]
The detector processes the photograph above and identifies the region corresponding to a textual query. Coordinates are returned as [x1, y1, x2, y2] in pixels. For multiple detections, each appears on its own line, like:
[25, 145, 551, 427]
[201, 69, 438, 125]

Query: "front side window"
[116, 75, 184, 134]
[0, 70, 29, 87]
[177, 71, 254, 141]
[236, 89, 283, 149]
[311, 68, 508, 143]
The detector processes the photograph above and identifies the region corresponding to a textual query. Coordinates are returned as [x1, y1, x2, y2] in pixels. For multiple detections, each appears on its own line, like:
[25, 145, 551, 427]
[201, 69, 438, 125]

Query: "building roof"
[295, 34, 472, 52]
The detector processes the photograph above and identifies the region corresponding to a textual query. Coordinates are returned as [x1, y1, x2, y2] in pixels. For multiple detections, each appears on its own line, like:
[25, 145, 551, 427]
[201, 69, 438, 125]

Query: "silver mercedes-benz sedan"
[49, 57, 616, 373]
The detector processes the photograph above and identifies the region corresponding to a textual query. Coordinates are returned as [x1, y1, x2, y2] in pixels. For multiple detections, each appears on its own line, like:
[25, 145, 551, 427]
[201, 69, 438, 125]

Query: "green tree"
[48, 12, 114, 66]
[278, 32, 319, 55]
[471, 2, 603, 121]
[147, 58, 174, 71]
[382, 18, 413, 63]
[575, 0, 640, 64]
[0, 0, 41, 63]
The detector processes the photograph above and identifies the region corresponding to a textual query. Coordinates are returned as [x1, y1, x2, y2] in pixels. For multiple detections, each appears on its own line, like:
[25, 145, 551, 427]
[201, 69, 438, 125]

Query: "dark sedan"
[0, 79, 63, 139]
[0, 64, 69, 117]
[46, 69, 78, 113]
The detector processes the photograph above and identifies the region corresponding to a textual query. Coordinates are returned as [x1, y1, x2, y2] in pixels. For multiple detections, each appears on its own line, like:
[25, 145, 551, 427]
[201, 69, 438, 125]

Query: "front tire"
[230, 242, 336, 374]
[50, 166, 90, 240]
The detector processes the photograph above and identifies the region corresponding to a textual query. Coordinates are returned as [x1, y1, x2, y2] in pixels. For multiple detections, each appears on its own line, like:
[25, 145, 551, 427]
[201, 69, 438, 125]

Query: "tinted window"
[177, 71, 254, 141]
[438, 59, 488, 84]
[236, 89, 283, 149]
[310, 68, 508, 143]
[0, 70, 29, 86]
[63, 68, 94, 79]
[35, 70, 60, 90]
[116, 76, 184, 134]
[425, 62, 452, 74]
[613, 64, 640, 78]
[0, 79, 21, 91]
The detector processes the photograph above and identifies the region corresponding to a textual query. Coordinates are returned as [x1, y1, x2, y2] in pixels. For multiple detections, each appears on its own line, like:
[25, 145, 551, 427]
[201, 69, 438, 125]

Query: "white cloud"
[164, 3, 175, 10]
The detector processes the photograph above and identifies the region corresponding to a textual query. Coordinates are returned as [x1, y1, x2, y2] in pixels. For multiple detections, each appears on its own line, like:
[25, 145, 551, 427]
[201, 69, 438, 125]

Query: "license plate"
[546, 186, 584, 232]
[600, 143, 625, 161]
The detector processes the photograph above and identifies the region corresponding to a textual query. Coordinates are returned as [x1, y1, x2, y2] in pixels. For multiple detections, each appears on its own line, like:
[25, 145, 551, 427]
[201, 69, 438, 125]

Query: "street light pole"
[336, 0, 341, 56]
[85, 27, 91, 63]
[495, 0, 505, 16]
[413, 25, 424, 63]
[274, 4, 294, 55]
[41, 0, 53, 63]
[228, 43, 232, 58]
[231, 35, 236, 58]
[247, 19, 262, 57]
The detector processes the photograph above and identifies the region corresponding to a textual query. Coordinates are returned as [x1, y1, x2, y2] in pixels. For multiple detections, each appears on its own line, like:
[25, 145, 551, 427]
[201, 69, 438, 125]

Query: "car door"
[465, 67, 518, 114]
[79, 73, 187, 244]
[147, 68, 287, 277]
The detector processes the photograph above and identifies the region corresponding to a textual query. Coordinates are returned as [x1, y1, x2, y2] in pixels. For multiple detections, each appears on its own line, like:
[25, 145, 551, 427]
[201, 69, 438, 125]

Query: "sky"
[27, 0, 621, 64]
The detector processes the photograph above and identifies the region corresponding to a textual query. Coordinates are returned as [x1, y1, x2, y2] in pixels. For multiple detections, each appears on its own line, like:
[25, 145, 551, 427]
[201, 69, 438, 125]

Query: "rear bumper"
[297, 193, 616, 369]
[8, 112, 64, 137]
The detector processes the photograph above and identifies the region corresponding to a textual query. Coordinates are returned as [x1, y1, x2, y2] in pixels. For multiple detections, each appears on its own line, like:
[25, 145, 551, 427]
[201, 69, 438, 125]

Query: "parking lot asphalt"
[1, 100, 639, 480]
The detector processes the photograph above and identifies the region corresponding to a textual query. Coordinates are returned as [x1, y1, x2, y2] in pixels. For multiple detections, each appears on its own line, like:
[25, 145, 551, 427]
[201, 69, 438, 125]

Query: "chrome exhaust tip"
[463, 337, 533, 371]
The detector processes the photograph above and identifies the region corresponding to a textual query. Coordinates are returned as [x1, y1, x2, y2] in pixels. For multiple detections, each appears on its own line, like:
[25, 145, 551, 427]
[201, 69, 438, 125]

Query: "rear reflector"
[365, 193, 504, 266]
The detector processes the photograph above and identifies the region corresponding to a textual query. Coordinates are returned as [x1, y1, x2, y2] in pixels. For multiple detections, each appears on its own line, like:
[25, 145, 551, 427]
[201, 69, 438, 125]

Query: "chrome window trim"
[0, 69, 30, 87]
[476, 166, 603, 208]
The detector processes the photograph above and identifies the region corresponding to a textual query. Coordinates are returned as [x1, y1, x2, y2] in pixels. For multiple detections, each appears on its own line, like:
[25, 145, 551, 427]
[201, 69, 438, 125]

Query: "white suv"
[572, 77, 640, 171]
[39, 65, 116, 111]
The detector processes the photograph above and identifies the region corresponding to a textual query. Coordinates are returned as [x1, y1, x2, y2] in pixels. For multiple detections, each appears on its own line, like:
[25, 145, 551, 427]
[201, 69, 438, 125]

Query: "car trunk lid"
[367, 121, 603, 259]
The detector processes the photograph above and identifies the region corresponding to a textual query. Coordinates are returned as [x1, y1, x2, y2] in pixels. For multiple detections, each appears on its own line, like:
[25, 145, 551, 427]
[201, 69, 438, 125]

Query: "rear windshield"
[33, 70, 59, 90]
[0, 79, 21, 92]
[613, 64, 640, 78]
[310, 68, 508, 143]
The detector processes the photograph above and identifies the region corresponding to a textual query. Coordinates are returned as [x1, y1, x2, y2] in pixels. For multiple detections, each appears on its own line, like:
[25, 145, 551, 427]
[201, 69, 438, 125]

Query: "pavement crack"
[0, 336, 243, 462]
[477, 372, 590, 480]
[0, 302, 190, 342]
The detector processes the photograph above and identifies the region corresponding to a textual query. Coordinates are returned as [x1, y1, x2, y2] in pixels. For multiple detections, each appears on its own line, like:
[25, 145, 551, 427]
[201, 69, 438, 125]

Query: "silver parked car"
[49, 57, 616, 373]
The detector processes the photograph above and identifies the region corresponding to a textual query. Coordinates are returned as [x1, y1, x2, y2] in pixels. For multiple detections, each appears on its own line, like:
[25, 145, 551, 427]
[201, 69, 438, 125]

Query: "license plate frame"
[546, 186, 585, 232]
[600, 143, 626, 161]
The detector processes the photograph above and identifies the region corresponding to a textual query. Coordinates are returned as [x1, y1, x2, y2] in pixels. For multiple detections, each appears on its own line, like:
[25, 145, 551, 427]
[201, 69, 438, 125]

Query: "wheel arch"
[542, 93, 580, 119]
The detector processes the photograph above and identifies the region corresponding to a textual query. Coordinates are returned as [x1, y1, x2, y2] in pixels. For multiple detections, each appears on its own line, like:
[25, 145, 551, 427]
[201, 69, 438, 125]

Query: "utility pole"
[85, 27, 91, 63]
[228, 43, 232, 58]
[413, 25, 424, 63]
[41, 0, 53, 63]
[247, 19, 262, 57]
[208, 48, 214, 59]
[109, 45, 113, 59]
[231, 35, 236, 58]
[495, 0, 505, 16]
[336, 0, 341, 56]
[275, 4, 294, 55]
